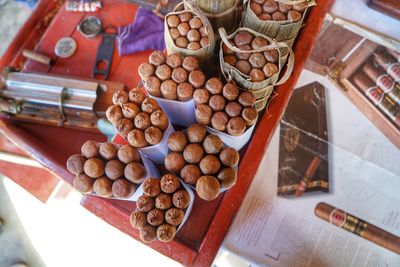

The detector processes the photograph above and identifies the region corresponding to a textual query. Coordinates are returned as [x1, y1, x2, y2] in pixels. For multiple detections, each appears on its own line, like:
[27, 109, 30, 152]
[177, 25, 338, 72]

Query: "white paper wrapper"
[132, 178, 195, 233]
[149, 95, 197, 127]
[89, 151, 161, 202]
[139, 122, 175, 164]
[176, 181, 195, 232]
[205, 124, 256, 151]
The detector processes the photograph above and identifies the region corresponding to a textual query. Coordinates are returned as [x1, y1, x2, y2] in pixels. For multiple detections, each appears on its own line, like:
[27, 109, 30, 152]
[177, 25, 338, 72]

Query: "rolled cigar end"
[314, 202, 332, 221]
[22, 49, 53, 66]
[315, 202, 350, 228]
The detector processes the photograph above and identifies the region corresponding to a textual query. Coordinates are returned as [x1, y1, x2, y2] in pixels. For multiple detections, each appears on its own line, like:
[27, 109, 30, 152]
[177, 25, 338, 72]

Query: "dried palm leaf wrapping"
[219, 27, 294, 111]
[164, 1, 215, 69]
[194, 0, 242, 35]
[194, 0, 237, 13]
[243, 0, 316, 46]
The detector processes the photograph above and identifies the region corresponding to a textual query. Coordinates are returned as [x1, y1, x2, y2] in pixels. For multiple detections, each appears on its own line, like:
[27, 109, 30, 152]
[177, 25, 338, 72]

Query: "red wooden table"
[0, 133, 59, 202]
[0, 0, 333, 265]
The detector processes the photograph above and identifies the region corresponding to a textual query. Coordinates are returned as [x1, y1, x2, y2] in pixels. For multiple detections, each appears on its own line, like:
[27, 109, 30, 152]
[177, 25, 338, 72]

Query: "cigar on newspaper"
[295, 156, 321, 197]
[315, 202, 400, 255]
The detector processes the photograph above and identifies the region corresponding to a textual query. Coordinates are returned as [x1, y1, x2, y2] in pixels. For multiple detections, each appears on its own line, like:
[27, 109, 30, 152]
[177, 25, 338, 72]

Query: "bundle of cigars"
[106, 89, 171, 148]
[130, 175, 191, 243]
[65, 0, 318, 244]
[249, 0, 308, 22]
[139, 51, 205, 101]
[66, 141, 151, 199]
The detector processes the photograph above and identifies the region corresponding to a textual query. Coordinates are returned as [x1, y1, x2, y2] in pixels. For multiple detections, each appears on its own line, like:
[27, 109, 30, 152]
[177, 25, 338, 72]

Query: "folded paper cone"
[150, 95, 197, 127]
[139, 122, 175, 164]
[206, 124, 256, 151]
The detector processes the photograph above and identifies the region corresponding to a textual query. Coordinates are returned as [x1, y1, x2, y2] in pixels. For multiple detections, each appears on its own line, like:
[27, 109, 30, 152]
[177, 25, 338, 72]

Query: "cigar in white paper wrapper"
[176, 181, 194, 232]
[181, 128, 240, 195]
[91, 151, 161, 202]
[176, 179, 195, 232]
[138, 122, 175, 164]
[205, 124, 256, 151]
[149, 95, 197, 127]
[132, 178, 194, 232]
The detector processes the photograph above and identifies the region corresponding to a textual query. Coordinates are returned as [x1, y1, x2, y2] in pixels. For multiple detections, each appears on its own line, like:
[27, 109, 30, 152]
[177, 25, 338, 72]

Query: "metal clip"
[58, 87, 68, 127]
[92, 26, 117, 80]
[327, 58, 347, 91]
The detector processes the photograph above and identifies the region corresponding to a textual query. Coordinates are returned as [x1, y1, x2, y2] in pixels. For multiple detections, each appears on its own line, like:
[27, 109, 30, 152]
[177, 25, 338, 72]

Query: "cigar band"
[388, 63, 400, 82]
[329, 209, 346, 228]
[366, 86, 384, 105]
[297, 178, 308, 192]
[329, 209, 367, 236]
[381, 97, 400, 120]
[377, 75, 395, 93]
[354, 220, 368, 236]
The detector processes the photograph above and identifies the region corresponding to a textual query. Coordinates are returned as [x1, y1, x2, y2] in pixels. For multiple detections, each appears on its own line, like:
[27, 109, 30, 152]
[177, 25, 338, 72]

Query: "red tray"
[0, 133, 59, 202]
[0, 0, 333, 265]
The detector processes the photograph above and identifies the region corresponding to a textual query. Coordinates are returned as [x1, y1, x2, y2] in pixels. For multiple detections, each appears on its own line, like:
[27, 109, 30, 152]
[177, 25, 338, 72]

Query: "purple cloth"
[118, 8, 165, 56]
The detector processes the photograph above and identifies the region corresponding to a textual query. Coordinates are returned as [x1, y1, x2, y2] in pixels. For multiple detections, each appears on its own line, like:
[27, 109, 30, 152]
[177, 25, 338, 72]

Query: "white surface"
[296, 70, 400, 176]
[331, 0, 400, 41]
[206, 124, 256, 151]
[0, 2, 31, 55]
[223, 70, 400, 266]
[3, 179, 179, 267]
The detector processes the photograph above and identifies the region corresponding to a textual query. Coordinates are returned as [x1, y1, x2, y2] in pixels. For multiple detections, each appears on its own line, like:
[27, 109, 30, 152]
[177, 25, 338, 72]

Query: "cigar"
[353, 73, 400, 127]
[387, 48, 400, 63]
[22, 49, 53, 66]
[362, 62, 400, 105]
[295, 156, 321, 197]
[315, 202, 400, 255]
[374, 51, 400, 83]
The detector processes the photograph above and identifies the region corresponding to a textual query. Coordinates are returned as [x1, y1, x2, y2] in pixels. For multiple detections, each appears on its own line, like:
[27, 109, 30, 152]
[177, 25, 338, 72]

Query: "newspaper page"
[223, 72, 400, 267]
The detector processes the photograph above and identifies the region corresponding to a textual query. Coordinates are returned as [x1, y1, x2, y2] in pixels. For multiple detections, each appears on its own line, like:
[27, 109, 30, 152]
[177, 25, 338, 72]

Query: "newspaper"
[223, 72, 400, 267]
[330, 0, 400, 42]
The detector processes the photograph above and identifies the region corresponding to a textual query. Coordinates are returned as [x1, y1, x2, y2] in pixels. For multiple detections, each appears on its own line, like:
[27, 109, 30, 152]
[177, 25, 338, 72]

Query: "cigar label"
[388, 63, 400, 82]
[375, 50, 400, 82]
[354, 73, 400, 127]
[365, 86, 384, 105]
[295, 156, 321, 197]
[363, 62, 400, 105]
[376, 74, 395, 94]
[315, 202, 400, 255]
